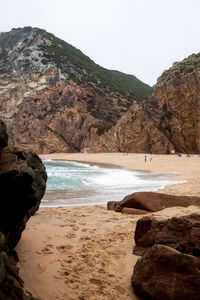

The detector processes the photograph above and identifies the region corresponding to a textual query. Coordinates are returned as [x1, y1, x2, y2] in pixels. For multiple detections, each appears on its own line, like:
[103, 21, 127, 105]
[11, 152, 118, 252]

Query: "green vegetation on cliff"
[39, 30, 153, 101]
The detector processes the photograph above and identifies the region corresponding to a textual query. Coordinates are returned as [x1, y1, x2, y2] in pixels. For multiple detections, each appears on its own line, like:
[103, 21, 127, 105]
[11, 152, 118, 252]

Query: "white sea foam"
[41, 160, 185, 207]
[42, 158, 53, 162]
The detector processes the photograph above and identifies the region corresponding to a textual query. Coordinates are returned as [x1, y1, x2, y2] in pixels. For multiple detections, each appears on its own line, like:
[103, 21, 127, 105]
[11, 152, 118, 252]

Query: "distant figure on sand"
[144, 155, 147, 162]
[150, 153, 153, 161]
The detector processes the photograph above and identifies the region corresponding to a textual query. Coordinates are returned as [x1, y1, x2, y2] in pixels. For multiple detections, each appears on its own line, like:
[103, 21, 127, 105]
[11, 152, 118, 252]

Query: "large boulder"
[0, 119, 47, 299]
[132, 244, 200, 300]
[133, 213, 200, 256]
[0, 146, 47, 248]
[107, 191, 200, 213]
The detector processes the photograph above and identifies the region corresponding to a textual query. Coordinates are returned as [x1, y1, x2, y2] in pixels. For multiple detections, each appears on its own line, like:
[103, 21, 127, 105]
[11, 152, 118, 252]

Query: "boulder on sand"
[107, 191, 200, 214]
[0, 146, 47, 248]
[132, 244, 200, 300]
[133, 213, 200, 256]
[132, 212, 200, 300]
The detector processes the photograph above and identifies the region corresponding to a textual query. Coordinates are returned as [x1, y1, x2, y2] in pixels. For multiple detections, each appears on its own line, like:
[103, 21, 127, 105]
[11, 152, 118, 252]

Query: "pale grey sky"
[1, 0, 200, 86]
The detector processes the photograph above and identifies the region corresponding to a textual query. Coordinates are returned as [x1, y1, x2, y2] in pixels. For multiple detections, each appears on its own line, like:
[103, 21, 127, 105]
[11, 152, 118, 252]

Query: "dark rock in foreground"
[0, 120, 47, 299]
[132, 244, 200, 300]
[107, 191, 200, 214]
[134, 213, 200, 256]
[0, 146, 47, 248]
[132, 212, 200, 300]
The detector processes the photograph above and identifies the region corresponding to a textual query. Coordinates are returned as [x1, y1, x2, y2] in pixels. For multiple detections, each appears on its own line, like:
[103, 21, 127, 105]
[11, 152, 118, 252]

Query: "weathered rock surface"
[132, 244, 200, 300]
[1, 27, 199, 154]
[134, 213, 200, 256]
[0, 119, 47, 299]
[121, 207, 149, 215]
[0, 120, 8, 149]
[1, 27, 200, 154]
[107, 191, 200, 213]
[85, 53, 200, 153]
[0, 146, 47, 248]
[0, 27, 152, 154]
[85, 101, 174, 153]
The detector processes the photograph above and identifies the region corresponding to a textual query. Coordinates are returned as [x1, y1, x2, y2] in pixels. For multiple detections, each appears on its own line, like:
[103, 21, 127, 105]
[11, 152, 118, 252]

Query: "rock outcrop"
[132, 213, 200, 299]
[132, 244, 200, 300]
[133, 213, 200, 256]
[85, 53, 200, 154]
[107, 191, 200, 214]
[0, 27, 152, 154]
[0, 119, 47, 299]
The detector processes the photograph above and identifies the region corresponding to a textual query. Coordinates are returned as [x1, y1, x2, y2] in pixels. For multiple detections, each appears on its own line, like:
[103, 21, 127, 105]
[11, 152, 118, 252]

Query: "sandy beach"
[16, 153, 200, 300]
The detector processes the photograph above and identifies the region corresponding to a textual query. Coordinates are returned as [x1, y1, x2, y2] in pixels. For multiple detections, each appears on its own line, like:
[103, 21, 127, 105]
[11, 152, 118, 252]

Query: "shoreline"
[40, 152, 200, 197]
[41, 155, 184, 208]
[16, 153, 200, 299]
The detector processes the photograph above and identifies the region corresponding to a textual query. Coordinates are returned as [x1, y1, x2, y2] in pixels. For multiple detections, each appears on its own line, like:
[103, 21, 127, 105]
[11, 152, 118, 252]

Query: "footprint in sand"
[53, 275, 63, 279]
[36, 247, 54, 254]
[98, 268, 105, 274]
[62, 254, 75, 264]
[79, 222, 86, 226]
[70, 225, 80, 231]
[37, 263, 46, 273]
[66, 218, 77, 223]
[115, 285, 126, 295]
[89, 278, 102, 286]
[65, 233, 76, 239]
[46, 243, 54, 248]
[79, 236, 91, 241]
[56, 245, 73, 253]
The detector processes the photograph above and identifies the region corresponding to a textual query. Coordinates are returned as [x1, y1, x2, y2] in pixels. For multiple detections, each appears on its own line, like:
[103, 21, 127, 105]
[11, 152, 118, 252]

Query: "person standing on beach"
[144, 155, 147, 162]
[150, 153, 153, 162]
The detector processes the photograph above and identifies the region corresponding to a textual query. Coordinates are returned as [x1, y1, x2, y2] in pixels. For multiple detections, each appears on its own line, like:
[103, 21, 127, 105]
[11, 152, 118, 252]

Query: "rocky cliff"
[1, 27, 199, 154]
[85, 53, 200, 153]
[0, 27, 152, 153]
[0, 119, 47, 299]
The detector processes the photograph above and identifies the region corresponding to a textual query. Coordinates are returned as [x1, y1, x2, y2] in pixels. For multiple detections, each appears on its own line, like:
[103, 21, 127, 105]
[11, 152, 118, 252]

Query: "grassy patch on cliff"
[39, 30, 153, 102]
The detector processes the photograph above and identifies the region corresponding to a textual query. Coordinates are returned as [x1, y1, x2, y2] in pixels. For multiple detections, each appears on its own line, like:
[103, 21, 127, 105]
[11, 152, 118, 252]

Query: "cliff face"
[152, 54, 200, 153]
[1, 27, 199, 154]
[0, 27, 152, 153]
[84, 53, 200, 154]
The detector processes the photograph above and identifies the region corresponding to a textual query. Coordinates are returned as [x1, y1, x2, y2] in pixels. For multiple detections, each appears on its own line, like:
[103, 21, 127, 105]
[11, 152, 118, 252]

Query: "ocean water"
[41, 160, 184, 207]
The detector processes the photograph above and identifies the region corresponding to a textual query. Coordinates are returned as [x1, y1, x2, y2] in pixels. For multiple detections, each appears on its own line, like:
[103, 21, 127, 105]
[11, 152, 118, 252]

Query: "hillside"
[31, 28, 152, 101]
[0, 27, 152, 153]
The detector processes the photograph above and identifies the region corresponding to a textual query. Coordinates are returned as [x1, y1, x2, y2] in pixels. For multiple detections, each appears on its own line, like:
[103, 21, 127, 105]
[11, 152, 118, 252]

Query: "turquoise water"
[42, 160, 183, 207]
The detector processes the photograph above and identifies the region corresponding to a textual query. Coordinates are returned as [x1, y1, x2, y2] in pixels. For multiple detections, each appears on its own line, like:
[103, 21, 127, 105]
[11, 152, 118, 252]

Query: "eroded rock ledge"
[132, 213, 200, 300]
[107, 191, 200, 214]
[0, 120, 47, 299]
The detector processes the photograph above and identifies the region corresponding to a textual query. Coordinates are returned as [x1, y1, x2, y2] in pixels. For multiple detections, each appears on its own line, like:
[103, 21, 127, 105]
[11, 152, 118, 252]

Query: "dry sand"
[16, 153, 200, 300]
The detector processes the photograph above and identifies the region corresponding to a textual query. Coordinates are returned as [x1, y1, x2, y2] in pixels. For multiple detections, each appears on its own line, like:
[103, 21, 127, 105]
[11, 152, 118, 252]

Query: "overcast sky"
[1, 0, 200, 86]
